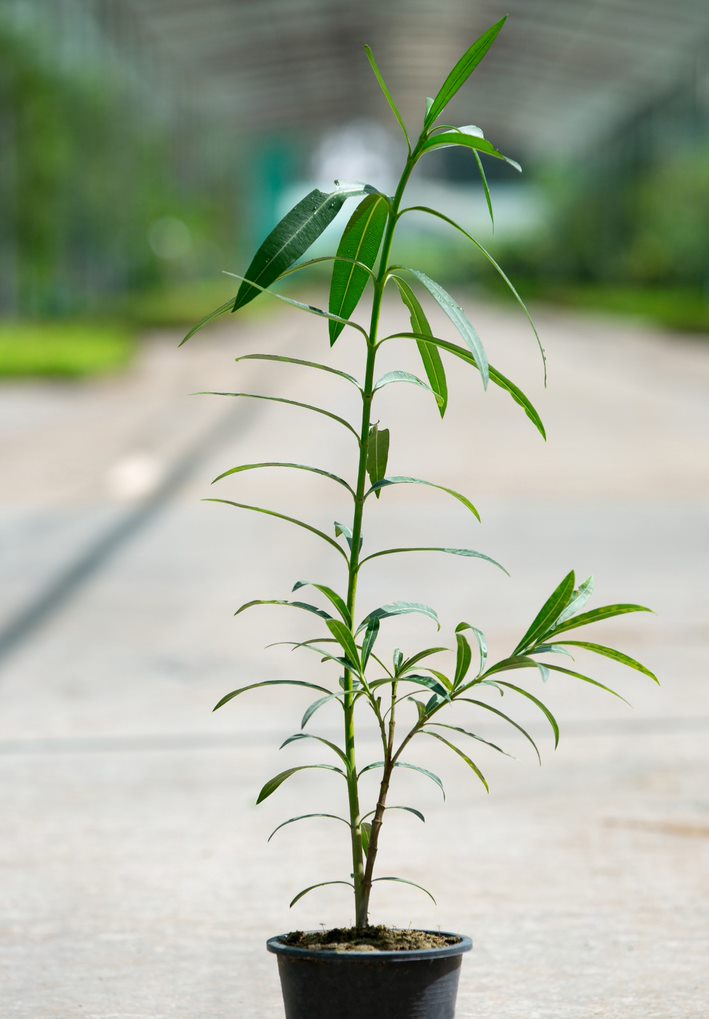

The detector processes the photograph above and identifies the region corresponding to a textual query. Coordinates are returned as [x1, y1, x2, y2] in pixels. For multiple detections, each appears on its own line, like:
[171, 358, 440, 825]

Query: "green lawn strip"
[0, 320, 136, 379]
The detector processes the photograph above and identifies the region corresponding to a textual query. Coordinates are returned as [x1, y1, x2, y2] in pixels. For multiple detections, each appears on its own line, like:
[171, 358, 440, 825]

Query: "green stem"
[343, 152, 419, 930]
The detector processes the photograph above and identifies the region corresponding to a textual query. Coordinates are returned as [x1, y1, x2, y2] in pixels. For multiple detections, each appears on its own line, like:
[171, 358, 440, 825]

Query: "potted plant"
[182, 17, 657, 1019]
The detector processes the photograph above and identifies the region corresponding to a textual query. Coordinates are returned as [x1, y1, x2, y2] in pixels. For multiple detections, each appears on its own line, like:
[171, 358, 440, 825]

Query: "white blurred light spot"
[312, 120, 398, 192]
[148, 217, 192, 260]
[106, 452, 162, 500]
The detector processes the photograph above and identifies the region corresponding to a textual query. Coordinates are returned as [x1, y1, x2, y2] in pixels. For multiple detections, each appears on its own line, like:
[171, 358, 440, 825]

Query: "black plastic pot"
[267, 929, 472, 1019]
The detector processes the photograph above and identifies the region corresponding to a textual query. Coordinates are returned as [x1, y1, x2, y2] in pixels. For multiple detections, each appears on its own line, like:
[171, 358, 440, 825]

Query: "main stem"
[344, 154, 417, 930]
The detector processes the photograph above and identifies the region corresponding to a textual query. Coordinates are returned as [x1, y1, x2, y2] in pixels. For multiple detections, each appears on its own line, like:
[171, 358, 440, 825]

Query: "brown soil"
[282, 925, 459, 952]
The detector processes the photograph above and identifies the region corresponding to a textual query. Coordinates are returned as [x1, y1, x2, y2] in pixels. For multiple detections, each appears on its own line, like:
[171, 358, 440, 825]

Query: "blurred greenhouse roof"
[79, 0, 709, 153]
[5, 0, 708, 157]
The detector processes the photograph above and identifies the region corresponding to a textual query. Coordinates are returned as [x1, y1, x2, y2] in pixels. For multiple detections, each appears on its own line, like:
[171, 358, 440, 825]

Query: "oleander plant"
[182, 16, 656, 933]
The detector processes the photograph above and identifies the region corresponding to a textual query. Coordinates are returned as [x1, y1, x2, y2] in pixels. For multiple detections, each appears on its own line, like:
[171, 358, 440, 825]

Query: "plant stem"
[343, 152, 418, 930]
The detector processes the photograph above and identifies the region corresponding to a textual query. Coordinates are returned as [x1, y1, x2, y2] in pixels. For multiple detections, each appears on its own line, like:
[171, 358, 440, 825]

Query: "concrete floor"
[1, 296, 708, 1017]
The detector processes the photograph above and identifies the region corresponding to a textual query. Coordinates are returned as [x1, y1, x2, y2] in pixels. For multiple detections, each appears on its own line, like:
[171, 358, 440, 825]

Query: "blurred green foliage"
[0, 23, 230, 318]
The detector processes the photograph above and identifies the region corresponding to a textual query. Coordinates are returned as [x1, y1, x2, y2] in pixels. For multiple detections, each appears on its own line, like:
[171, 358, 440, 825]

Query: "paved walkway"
[1, 296, 708, 1017]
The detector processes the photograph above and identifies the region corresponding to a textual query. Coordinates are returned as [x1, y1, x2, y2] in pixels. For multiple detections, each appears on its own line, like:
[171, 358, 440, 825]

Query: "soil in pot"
[283, 925, 460, 952]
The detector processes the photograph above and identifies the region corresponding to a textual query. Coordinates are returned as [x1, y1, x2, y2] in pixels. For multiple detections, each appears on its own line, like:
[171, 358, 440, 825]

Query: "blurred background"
[0, 0, 707, 376]
[2, 3, 708, 1018]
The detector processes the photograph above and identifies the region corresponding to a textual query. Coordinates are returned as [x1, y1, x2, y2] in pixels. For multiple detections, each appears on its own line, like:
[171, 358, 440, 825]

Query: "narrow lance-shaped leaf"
[372, 876, 436, 904]
[292, 581, 351, 625]
[513, 571, 576, 655]
[366, 423, 390, 497]
[267, 813, 350, 842]
[555, 575, 595, 626]
[329, 194, 389, 344]
[326, 619, 362, 672]
[234, 353, 361, 389]
[454, 622, 473, 686]
[213, 679, 331, 713]
[473, 149, 494, 228]
[422, 730, 489, 792]
[207, 500, 349, 561]
[357, 601, 440, 633]
[421, 132, 521, 174]
[554, 641, 658, 683]
[279, 732, 351, 769]
[361, 618, 380, 669]
[212, 461, 354, 496]
[234, 186, 364, 311]
[549, 603, 653, 638]
[360, 760, 446, 799]
[197, 391, 359, 440]
[364, 44, 411, 150]
[359, 546, 508, 574]
[392, 275, 448, 416]
[487, 681, 560, 747]
[234, 598, 332, 621]
[397, 207, 546, 380]
[424, 16, 507, 127]
[290, 880, 354, 908]
[406, 269, 489, 388]
[374, 371, 444, 406]
[368, 475, 480, 521]
[457, 697, 542, 764]
[256, 764, 345, 805]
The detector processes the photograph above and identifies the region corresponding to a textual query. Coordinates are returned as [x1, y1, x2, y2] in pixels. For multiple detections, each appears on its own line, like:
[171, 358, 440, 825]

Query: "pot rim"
[267, 928, 473, 961]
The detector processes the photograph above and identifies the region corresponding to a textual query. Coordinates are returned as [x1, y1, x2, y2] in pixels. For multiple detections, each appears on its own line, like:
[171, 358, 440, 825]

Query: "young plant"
[182, 17, 656, 932]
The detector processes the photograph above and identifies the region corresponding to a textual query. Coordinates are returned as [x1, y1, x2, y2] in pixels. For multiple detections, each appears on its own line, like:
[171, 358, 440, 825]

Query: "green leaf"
[359, 546, 508, 573]
[364, 45, 411, 150]
[372, 876, 436, 904]
[452, 622, 488, 677]
[366, 423, 390, 497]
[473, 149, 494, 228]
[400, 646, 449, 672]
[426, 722, 512, 758]
[326, 619, 361, 672]
[421, 132, 521, 173]
[290, 880, 354, 908]
[329, 194, 389, 343]
[234, 186, 363, 311]
[279, 732, 350, 769]
[207, 500, 349, 562]
[454, 623, 473, 686]
[197, 391, 360, 441]
[234, 352, 360, 389]
[544, 664, 631, 705]
[292, 581, 351, 625]
[489, 366, 546, 439]
[267, 813, 349, 842]
[392, 275, 448, 416]
[234, 598, 333, 621]
[360, 820, 372, 855]
[374, 370, 444, 405]
[398, 207, 545, 381]
[406, 268, 489, 388]
[224, 270, 368, 339]
[549, 604, 653, 638]
[424, 17, 507, 127]
[363, 804, 426, 824]
[360, 760, 445, 799]
[555, 641, 658, 683]
[213, 679, 331, 713]
[488, 681, 560, 747]
[357, 601, 440, 633]
[334, 520, 362, 554]
[555, 576, 595, 626]
[256, 764, 344, 804]
[513, 571, 577, 655]
[457, 697, 542, 763]
[368, 476, 480, 521]
[180, 297, 233, 347]
[372, 673, 450, 700]
[361, 618, 380, 669]
[301, 693, 344, 729]
[212, 461, 354, 496]
[421, 730, 489, 792]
